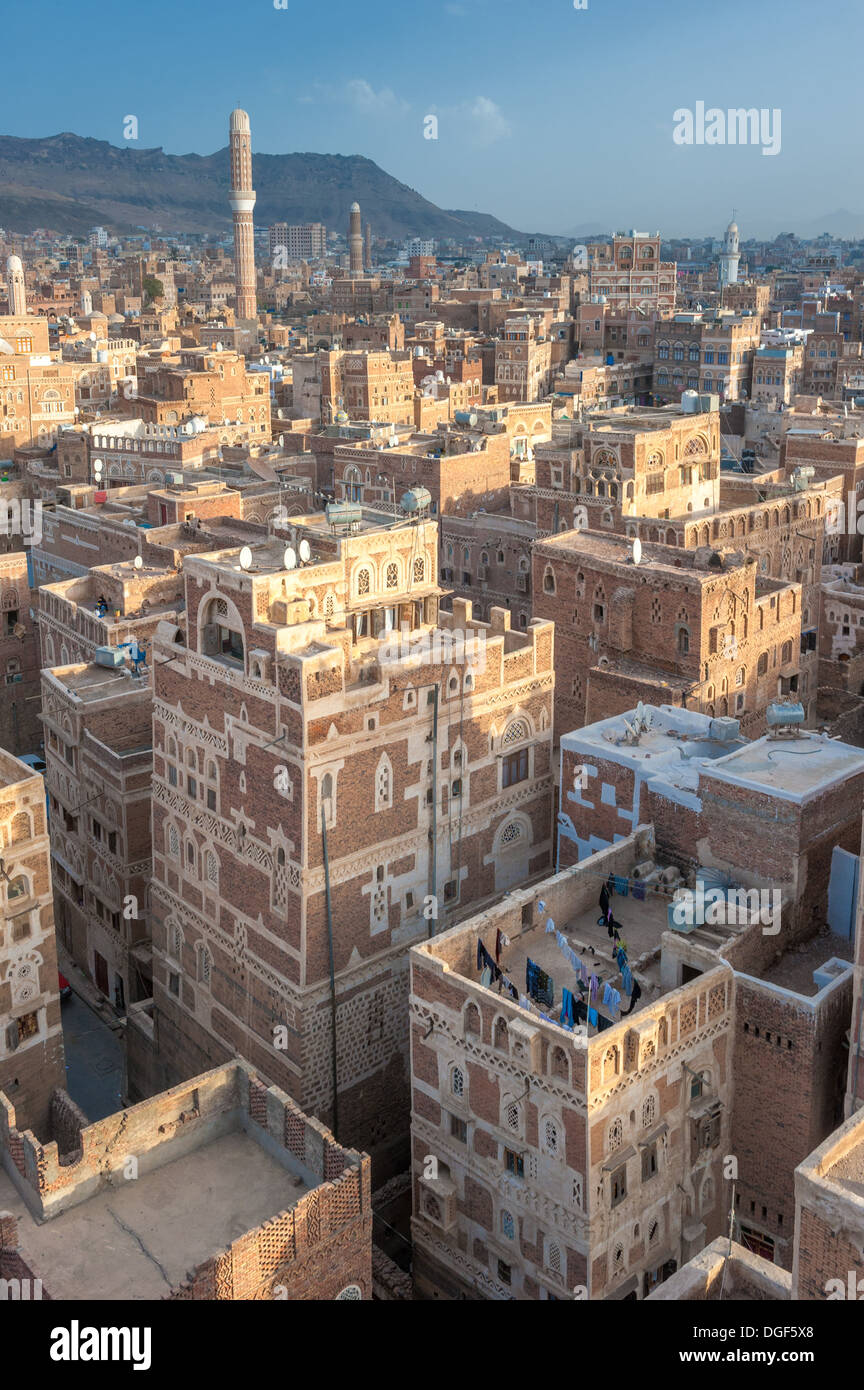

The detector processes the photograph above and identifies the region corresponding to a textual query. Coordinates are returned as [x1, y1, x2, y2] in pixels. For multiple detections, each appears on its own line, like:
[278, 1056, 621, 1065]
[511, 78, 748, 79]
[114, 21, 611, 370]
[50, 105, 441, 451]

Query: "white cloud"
[343, 79, 410, 115]
[465, 96, 511, 144]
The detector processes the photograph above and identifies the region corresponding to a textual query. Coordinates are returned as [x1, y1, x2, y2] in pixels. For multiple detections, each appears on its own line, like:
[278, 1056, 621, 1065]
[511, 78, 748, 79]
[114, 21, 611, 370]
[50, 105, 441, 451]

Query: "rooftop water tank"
[766, 701, 805, 728]
[454, 411, 478, 427]
[324, 501, 362, 530]
[94, 646, 125, 668]
[401, 486, 432, 514]
[680, 390, 700, 413]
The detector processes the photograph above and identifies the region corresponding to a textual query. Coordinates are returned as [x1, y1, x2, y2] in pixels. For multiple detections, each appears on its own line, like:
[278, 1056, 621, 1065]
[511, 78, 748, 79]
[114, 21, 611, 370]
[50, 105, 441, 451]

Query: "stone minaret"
[719, 217, 741, 289]
[349, 202, 364, 276]
[229, 108, 257, 322]
[6, 255, 26, 315]
[364, 222, 372, 272]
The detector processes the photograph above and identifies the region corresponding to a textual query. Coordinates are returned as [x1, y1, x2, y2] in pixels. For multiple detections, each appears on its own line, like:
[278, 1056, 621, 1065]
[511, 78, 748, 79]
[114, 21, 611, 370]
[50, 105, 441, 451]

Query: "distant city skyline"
[4, 0, 864, 240]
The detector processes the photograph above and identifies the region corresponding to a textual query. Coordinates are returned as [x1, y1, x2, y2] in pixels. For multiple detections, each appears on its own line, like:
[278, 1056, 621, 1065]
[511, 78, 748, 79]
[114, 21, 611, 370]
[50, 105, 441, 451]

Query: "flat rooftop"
[703, 730, 864, 802]
[759, 931, 853, 997]
[563, 705, 747, 790]
[535, 528, 747, 578]
[0, 748, 42, 792]
[48, 663, 145, 703]
[825, 1134, 864, 1198]
[497, 894, 671, 1027]
[0, 1130, 309, 1301]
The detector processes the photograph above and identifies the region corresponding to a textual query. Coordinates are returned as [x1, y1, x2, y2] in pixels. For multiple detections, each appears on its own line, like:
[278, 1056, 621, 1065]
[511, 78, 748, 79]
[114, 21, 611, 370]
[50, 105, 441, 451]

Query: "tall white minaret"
[719, 216, 741, 288]
[229, 108, 257, 322]
[6, 255, 26, 316]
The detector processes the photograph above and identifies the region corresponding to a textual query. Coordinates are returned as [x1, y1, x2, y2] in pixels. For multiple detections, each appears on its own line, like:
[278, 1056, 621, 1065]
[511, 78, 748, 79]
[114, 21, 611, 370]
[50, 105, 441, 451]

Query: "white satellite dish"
[631, 536, 642, 566]
[283, 546, 297, 570]
[279, 434, 285, 447]
[298, 539, 311, 563]
[133, 555, 143, 570]
[89, 331, 97, 342]
[239, 545, 253, 571]
[93, 458, 103, 475]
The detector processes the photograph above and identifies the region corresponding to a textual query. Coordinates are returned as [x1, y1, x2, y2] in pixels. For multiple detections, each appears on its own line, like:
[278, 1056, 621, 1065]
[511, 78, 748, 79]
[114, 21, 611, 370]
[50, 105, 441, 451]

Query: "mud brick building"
[523, 406, 722, 537]
[532, 528, 804, 740]
[41, 662, 153, 1010]
[560, 702, 864, 1267]
[129, 510, 555, 1175]
[409, 829, 737, 1300]
[651, 1105, 864, 1301]
[0, 1060, 372, 1300]
[130, 349, 271, 442]
[0, 749, 65, 1140]
[0, 552, 41, 755]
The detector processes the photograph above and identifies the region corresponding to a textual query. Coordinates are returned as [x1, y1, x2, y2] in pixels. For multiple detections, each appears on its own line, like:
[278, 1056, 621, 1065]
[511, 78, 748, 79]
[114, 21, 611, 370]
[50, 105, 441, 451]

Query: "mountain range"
[0, 133, 526, 242]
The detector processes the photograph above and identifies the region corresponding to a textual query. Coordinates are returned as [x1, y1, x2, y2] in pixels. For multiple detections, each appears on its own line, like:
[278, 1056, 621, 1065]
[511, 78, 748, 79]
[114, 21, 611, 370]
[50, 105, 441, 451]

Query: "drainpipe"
[321, 803, 339, 1136]
[428, 683, 439, 938]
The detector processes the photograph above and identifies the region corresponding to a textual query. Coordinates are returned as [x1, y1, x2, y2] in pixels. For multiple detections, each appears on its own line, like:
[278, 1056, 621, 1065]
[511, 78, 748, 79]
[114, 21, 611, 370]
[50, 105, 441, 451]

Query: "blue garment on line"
[622, 965, 633, 995]
[560, 988, 575, 1028]
[612, 875, 629, 896]
[588, 1007, 598, 1028]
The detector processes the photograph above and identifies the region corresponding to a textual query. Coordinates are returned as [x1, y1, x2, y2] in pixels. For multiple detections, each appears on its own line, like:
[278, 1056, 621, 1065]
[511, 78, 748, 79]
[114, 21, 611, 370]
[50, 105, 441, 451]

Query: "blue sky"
[4, 0, 863, 238]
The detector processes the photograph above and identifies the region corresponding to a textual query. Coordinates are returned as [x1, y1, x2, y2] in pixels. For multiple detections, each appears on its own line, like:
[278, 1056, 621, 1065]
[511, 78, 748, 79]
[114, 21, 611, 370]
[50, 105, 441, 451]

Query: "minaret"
[229, 108, 257, 322]
[364, 222, 372, 272]
[6, 255, 26, 315]
[349, 202, 364, 276]
[719, 216, 741, 288]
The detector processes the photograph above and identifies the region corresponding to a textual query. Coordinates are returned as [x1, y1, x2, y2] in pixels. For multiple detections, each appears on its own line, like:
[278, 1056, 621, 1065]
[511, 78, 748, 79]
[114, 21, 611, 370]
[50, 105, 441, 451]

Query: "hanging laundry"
[621, 980, 642, 1016]
[574, 999, 588, 1025]
[560, 988, 575, 1029]
[622, 965, 633, 995]
[599, 882, 610, 916]
[480, 966, 492, 988]
[545, 918, 556, 934]
[632, 881, 646, 902]
[588, 1007, 599, 1028]
[526, 958, 554, 1007]
[613, 875, 629, 896]
[589, 973, 599, 1000]
[602, 982, 614, 1008]
[519, 993, 532, 1013]
[596, 1013, 614, 1032]
[495, 929, 503, 963]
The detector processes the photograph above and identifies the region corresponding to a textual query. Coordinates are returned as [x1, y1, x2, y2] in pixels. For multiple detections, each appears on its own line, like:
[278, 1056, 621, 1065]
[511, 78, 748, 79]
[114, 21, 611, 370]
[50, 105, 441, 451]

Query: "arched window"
[502, 719, 528, 747]
[168, 824, 179, 858]
[356, 567, 371, 597]
[464, 1002, 481, 1037]
[609, 1118, 623, 1152]
[451, 1066, 464, 1098]
[505, 1100, 520, 1131]
[543, 1119, 559, 1156]
[642, 1095, 656, 1128]
[413, 557, 425, 584]
[546, 1240, 563, 1277]
[543, 565, 556, 594]
[500, 1209, 515, 1240]
[550, 1046, 569, 1081]
[385, 561, 399, 590]
[495, 1017, 509, 1051]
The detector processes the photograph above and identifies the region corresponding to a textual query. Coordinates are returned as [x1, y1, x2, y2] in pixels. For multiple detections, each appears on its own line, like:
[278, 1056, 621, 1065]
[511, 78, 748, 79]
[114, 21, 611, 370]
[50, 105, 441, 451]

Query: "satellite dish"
[93, 458, 103, 475]
[283, 546, 297, 570]
[298, 539, 311, 563]
[89, 331, 97, 342]
[239, 545, 253, 571]
[279, 434, 285, 448]
[133, 555, 143, 570]
[631, 536, 642, 566]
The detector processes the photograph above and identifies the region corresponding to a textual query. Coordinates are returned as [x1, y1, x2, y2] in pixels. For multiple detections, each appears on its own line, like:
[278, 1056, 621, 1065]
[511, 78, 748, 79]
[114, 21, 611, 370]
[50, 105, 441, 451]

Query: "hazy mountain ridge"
[0, 133, 525, 240]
